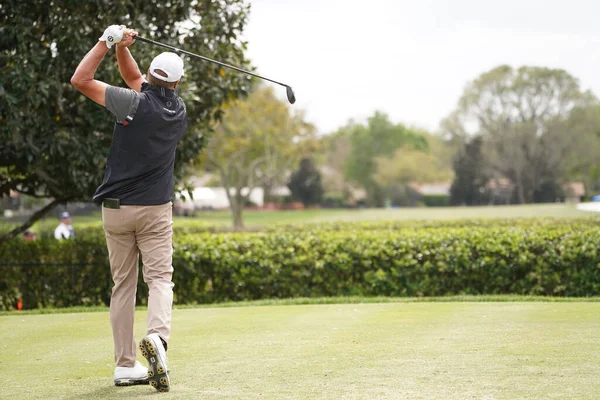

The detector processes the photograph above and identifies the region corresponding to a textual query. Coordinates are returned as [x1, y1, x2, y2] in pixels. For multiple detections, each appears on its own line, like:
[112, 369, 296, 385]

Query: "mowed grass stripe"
[2, 302, 600, 399]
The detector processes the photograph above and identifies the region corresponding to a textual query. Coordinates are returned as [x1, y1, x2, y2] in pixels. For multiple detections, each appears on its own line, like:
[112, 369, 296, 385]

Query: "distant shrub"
[423, 194, 450, 207]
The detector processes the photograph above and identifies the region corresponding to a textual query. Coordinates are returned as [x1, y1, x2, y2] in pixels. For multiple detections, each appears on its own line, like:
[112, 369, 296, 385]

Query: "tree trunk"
[218, 168, 245, 232]
[516, 183, 526, 204]
[262, 182, 273, 203]
[514, 169, 526, 204]
[231, 190, 245, 231]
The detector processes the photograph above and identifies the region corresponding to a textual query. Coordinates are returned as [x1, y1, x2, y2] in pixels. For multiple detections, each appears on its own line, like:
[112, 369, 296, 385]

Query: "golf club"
[134, 35, 296, 105]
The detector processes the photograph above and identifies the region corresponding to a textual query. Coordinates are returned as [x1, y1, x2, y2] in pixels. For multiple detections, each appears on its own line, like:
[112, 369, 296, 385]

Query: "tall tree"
[442, 65, 597, 204]
[342, 112, 428, 206]
[288, 158, 324, 207]
[563, 105, 600, 194]
[449, 136, 491, 206]
[205, 86, 316, 230]
[0, 0, 252, 242]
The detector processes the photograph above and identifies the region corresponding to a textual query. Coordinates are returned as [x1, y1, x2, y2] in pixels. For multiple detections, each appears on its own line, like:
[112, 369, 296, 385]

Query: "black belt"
[102, 198, 120, 209]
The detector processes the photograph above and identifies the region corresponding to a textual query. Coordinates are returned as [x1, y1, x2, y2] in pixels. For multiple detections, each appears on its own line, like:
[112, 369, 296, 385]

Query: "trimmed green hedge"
[1, 220, 599, 310]
[0, 236, 111, 310]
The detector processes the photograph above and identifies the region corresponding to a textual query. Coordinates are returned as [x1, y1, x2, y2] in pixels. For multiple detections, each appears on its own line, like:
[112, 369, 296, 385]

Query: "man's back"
[93, 82, 188, 205]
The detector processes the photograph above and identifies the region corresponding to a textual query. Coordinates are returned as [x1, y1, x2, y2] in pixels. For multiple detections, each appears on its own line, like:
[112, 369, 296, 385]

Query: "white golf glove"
[99, 25, 124, 49]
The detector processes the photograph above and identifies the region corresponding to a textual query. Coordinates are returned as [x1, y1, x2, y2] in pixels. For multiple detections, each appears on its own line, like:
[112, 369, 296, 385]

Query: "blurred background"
[3, 0, 600, 237]
[1, 0, 600, 312]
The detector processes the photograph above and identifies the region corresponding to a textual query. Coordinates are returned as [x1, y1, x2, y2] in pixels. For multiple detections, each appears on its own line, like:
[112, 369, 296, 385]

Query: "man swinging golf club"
[71, 24, 187, 392]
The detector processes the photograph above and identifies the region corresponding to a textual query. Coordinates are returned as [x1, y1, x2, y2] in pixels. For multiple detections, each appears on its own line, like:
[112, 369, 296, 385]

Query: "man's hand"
[117, 27, 139, 48]
[99, 25, 124, 49]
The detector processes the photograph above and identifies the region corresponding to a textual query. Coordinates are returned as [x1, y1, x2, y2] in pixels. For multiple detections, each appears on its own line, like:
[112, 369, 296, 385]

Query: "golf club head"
[286, 86, 296, 104]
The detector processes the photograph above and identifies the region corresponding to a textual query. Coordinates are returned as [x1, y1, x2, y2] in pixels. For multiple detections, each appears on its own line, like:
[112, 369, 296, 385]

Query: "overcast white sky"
[242, 0, 600, 134]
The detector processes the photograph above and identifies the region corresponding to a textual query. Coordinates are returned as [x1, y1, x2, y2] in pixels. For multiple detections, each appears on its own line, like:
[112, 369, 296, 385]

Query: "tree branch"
[0, 179, 27, 196]
[15, 188, 49, 198]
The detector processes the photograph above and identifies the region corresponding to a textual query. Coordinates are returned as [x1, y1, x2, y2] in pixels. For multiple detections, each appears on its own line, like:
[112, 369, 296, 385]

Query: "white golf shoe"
[140, 333, 170, 392]
[114, 360, 149, 386]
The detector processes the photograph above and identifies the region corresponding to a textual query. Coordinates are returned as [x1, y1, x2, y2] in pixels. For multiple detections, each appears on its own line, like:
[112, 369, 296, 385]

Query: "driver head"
[286, 86, 296, 104]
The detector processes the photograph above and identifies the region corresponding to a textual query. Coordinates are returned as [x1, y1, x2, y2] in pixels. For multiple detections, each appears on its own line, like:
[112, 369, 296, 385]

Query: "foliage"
[381, 183, 423, 207]
[287, 158, 324, 206]
[375, 146, 453, 187]
[341, 112, 428, 206]
[0, 235, 110, 310]
[442, 65, 600, 204]
[422, 194, 450, 207]
[317, 130, 351, 190]
[563, 105, 600, 193]
[2, 218, 600, 310]
[450, 136, 491, 205]
[0, 0, 252, 241]
[205, 86, 316, 229]
[369, 130, 453, 207]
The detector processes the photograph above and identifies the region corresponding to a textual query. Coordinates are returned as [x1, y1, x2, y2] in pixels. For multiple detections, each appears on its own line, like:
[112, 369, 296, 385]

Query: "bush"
[0, 236, 111, 310]
[321, 193, 348, 208]
[423, 194, 450, 207]
[1, 218, 600, 310]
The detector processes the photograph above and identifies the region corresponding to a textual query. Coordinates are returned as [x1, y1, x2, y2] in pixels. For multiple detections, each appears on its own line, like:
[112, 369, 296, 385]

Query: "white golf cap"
[149, 52, 184, 83]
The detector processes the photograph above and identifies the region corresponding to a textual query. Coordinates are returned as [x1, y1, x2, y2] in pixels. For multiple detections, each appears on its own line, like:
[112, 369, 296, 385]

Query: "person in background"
[54, 211, 75, 240]
[22, 229, 36, 241]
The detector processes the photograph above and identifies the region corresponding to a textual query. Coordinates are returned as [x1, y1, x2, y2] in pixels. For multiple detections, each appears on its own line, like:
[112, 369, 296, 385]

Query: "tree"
[0, 0, 252, 242]
[288, 158, 324, 207]
[315, 127, 366, 206]
[205, 86, 316, 230]
[374, 147, 452, 187]
[373, 142, 453, 206]
[449, 136, 491, 206]
[562, 105, 600, 195]
[342, 112, 428, 206]
[442, 65, 598, 204]
[371, 128, 454, 206]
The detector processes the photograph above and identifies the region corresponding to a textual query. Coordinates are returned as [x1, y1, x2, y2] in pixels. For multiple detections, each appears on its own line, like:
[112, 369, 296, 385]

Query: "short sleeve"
[105, 86, 140, 122]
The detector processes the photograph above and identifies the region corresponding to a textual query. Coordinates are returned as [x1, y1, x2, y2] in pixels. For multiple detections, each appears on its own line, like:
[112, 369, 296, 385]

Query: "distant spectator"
[22, 229, 36, 241]
[54, 211, 75, 240]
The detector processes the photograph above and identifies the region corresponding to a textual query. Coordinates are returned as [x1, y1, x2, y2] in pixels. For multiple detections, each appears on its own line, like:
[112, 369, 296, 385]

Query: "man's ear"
[173, 80, 179, 89]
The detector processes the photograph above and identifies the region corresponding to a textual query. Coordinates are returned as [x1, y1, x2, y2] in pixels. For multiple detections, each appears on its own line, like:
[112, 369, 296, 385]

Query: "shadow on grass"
[66, 384, 163, 400]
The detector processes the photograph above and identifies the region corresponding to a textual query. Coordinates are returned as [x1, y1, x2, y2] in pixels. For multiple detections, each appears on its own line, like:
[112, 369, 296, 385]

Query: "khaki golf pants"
[102, 202, 174, 367]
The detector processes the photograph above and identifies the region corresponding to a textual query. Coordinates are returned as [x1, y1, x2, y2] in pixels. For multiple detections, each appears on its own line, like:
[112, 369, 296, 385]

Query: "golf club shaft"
[135, 36, 289, 88]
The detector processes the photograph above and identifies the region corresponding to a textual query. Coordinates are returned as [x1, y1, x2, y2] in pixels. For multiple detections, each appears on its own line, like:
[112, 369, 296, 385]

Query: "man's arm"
[71, 42, 110, 106]
[116, 29, 144, 92]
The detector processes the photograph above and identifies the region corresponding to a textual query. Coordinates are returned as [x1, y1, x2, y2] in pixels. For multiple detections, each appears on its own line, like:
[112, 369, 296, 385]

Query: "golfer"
[71, 25, 188, 392]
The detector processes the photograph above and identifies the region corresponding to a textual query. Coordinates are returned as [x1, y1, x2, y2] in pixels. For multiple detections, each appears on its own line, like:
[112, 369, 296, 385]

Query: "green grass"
[4, 203, 595, 234]
[3, 300, 600, 399]
[188, 203, 596, 227]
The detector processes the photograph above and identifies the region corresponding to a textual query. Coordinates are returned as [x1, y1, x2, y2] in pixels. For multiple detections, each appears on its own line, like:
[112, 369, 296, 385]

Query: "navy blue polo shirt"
[93, 82, 188, 205]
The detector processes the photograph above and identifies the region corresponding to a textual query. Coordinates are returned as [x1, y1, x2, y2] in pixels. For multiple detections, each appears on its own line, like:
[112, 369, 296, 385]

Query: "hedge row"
[9, 216, 599, 239]
[265, 217, 600, 232]
[2, 221, 599, 310]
